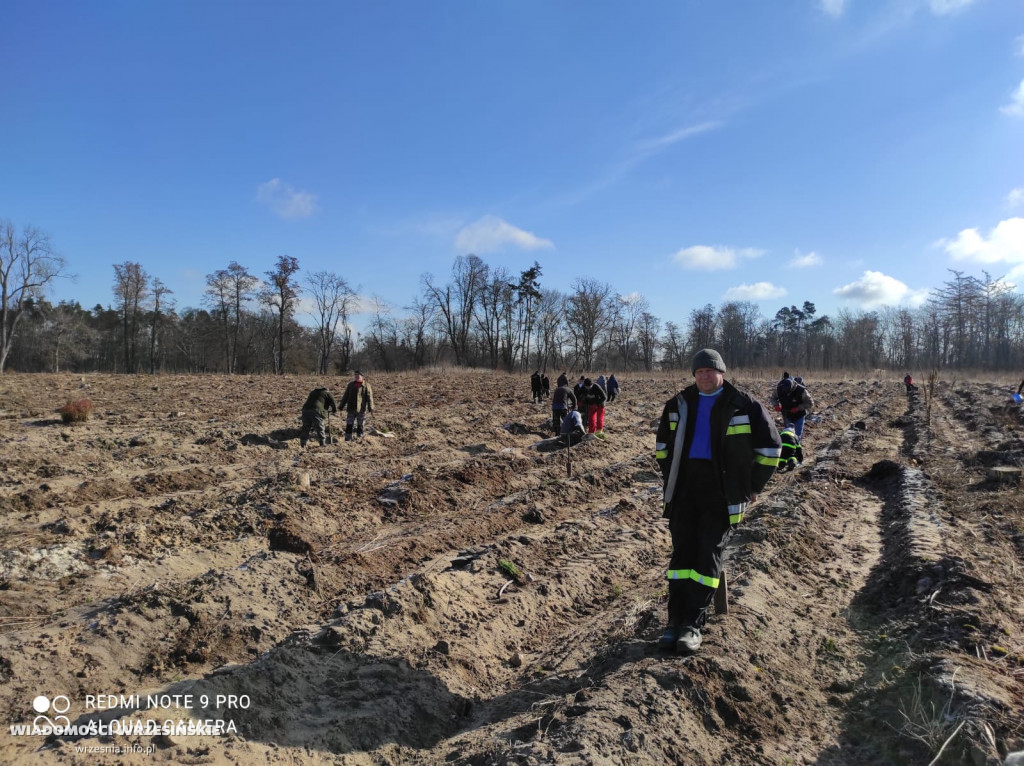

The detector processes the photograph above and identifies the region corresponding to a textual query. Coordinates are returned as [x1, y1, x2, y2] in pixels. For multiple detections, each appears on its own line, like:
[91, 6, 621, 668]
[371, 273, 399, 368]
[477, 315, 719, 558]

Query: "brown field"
[1, 370, 1023, 765]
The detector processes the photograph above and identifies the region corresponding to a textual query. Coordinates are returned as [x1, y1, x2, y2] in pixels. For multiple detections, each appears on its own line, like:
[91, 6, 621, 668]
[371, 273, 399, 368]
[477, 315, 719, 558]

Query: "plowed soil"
[1, 371, 1023, 765]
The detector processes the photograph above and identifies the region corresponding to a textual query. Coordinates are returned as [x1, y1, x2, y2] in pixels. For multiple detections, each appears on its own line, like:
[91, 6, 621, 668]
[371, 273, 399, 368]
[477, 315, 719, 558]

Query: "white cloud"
[1000, 80, 1024, 116]
[788, 250, 823, 268]
[723, 282, 787, 301]
[256, 178, 319, 219]
[454, 215, 554, 254]
[943, 217, 1024, 265]
[820, 0, 846, 18]
[1008, 189, 1024, 210]
[672, 245, 766, 270]
[833, 270, 925, 309]
[928, 0, 975, 14]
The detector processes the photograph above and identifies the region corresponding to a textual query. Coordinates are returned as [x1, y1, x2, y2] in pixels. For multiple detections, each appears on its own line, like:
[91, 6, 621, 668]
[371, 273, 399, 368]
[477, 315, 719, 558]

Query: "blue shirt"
[688, 387, 722, 460]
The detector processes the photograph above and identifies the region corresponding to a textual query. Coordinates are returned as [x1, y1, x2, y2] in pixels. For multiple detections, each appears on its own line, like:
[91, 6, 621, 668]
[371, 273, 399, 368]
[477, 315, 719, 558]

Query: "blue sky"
[2, 0, 1022, 331]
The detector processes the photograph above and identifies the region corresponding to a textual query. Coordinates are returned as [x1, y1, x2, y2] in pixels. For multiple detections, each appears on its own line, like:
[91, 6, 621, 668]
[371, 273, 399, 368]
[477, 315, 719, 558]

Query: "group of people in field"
[533, 370, 620, 442]
[298, 371, 374, 446]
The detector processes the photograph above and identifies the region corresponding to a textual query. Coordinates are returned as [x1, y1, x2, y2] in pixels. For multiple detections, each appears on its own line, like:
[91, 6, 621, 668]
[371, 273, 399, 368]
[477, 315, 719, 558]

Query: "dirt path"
[1, 372, 1021, 765]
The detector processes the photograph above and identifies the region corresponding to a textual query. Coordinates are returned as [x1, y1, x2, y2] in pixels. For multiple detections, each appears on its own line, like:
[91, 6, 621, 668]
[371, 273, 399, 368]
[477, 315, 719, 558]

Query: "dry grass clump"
[59, 398, 94, 424]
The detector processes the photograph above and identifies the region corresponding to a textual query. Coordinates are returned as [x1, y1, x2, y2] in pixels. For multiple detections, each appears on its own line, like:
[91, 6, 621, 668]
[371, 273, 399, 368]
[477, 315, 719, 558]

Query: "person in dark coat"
[338, 371, 374, 441]
[556, 371, 569, 388]
[300, 387, 337, 447]
[530, 370, 543, 403]
[606, 374, 620, 402]
[541, 374, 550, 399]
[654, 349, 781, 654]
[573, 376, 587, 423]
[779, 377, 813, 438]
[551, 382, 578, 433]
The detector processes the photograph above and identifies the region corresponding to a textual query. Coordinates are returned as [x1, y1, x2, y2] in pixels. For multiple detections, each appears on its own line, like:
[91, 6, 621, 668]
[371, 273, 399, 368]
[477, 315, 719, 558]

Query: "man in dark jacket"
[530, 371, 543, 403]
[777, 377, 813, 438]
[551, 381, 578, 433]
[300, 387, 337, 447]
[338, 371, 374, 441]
[655, 349, 781, 653]
[606, 374, 620, 402]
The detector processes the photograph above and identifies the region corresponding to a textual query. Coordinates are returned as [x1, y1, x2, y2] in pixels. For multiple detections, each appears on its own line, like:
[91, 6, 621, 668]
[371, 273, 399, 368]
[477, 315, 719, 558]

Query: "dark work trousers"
[667, 458, 733, 630]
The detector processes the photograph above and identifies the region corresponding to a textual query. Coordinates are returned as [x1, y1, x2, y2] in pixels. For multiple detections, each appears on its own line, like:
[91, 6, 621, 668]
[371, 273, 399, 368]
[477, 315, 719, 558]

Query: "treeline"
[3, 220, 1024, 374]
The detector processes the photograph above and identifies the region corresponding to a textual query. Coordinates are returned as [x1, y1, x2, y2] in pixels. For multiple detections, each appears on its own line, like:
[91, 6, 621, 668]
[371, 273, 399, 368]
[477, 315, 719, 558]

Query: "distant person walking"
[338, 371, 374, 441]
[606, 373, 620, 402]
[776, 375, 813, 439]
[551, 381, 578, 433]
[299, 387, 337, 448]
[530, 370, 543, 403]
[655, 349, 781, 654]
[904, 373, 917, 393]
[541, 374, 550, 399]
[556, 371, 569, 388]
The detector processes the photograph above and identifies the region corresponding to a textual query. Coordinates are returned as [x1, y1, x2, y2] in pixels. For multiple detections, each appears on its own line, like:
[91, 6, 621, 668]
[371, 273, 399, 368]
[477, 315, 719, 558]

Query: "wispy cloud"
[820, 0, 847, 18]
[256, 178, 319, 219]
[1016, 35, 1024, 57]
[724, 282, 786, 301]
[1001, 80, 1024, 116]
[834, 270, 928, 309]
[673, 245, 765, 271]
[454, 215, 554, 254]
[942, 217, 1024, 265]
[928, 0, 976, 15]
[554, 121, 723, 208]
[1008, 189, 1024, 210]
[788, 250, 823, 268]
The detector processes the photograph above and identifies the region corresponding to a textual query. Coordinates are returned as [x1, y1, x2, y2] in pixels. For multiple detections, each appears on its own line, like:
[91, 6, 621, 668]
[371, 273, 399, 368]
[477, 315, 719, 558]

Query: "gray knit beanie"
[691, 348, 727, 375]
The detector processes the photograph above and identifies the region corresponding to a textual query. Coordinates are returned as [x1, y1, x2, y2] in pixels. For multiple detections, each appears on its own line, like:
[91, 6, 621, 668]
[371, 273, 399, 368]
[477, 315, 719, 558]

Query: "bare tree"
[687, 304, 718, 354]
[564, 278, 614, 371]
[205, 262, 260, 373]
[475, 265, 512, 369]
[148, 278, 174, 374]
[403, 298, 436, 368]
[661, 321, 686, 370]
[637, 311, 661, 372]
[262, 255, 301, 374]
[533, 289, 565, 371]
[612, 292, 649, 371]
[422, 254, 488, 365]
[0, 221, 67, 373]
[113, 261, 150, 373]
[306, 270, 356, 374]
